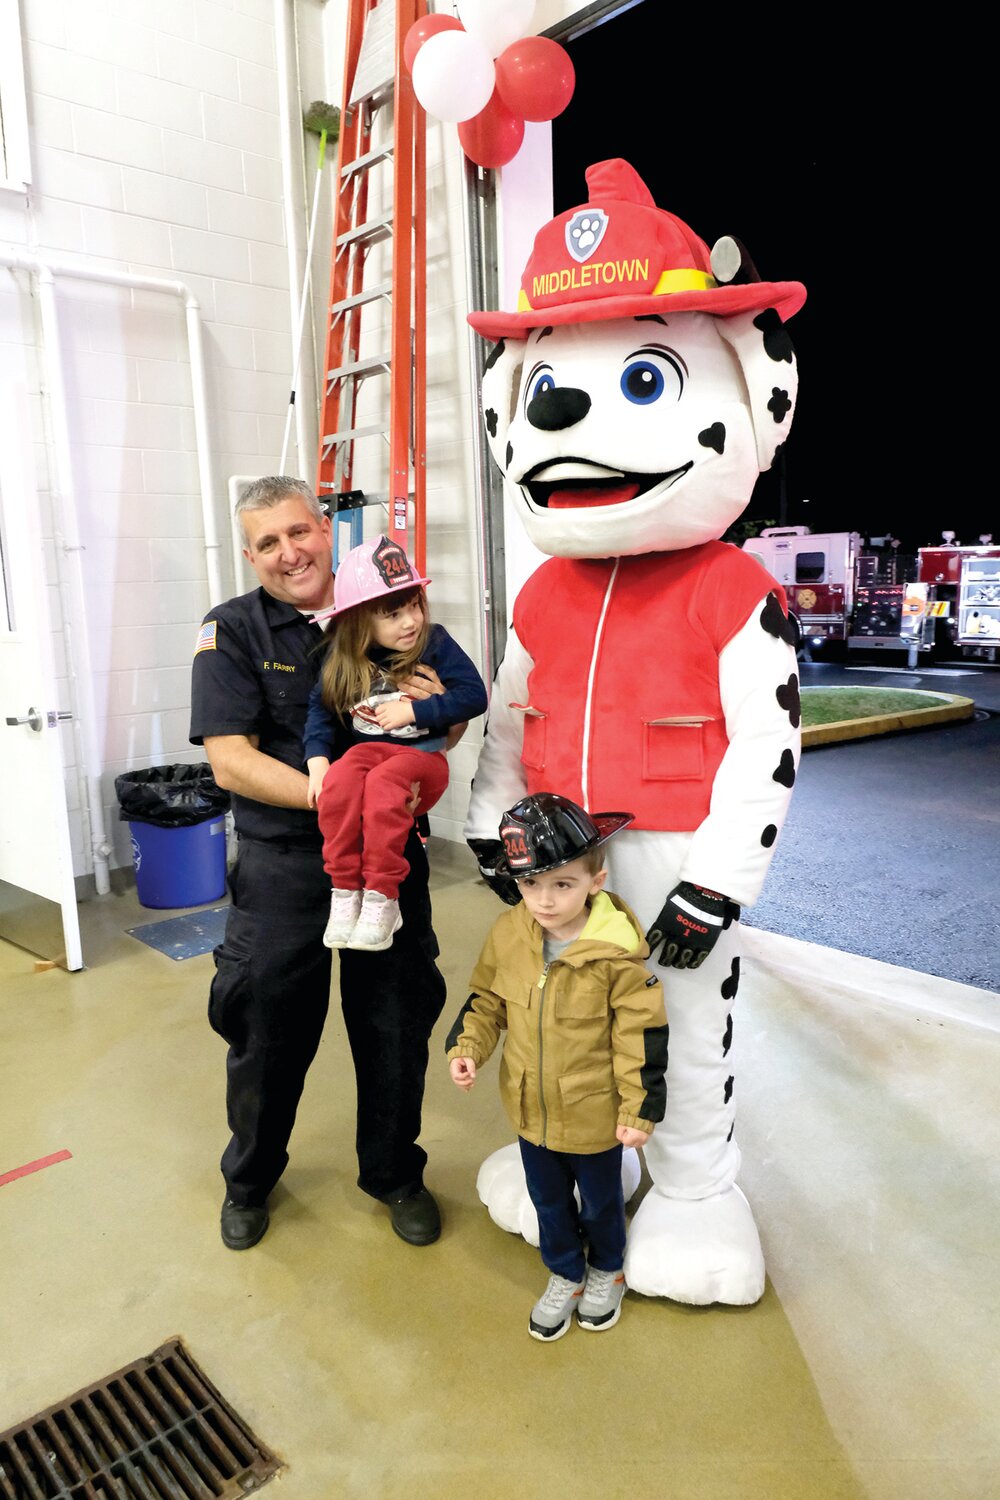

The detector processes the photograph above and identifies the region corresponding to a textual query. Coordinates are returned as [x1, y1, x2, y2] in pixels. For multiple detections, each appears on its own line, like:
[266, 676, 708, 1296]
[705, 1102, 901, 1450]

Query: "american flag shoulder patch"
[195, 621, 218, 655]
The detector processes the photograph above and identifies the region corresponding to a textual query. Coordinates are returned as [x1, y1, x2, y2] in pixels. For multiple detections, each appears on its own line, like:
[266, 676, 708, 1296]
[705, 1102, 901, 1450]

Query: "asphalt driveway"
[746, 658, 1000, 992]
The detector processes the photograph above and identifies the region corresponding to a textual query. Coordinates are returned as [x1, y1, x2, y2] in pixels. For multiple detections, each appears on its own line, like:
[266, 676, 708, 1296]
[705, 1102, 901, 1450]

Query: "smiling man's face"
[241, 495, 334, 610]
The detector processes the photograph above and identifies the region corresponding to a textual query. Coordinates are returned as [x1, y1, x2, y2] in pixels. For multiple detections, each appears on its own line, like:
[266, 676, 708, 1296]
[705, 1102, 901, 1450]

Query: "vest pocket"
[497, 972, 531, 1009]
[510, 703, 547, 771]
[501, 1055, 529, 1131]
[642, 716, 711, 781]
[555, 977, 609, 1019]
[559, 1065, 616, 1107]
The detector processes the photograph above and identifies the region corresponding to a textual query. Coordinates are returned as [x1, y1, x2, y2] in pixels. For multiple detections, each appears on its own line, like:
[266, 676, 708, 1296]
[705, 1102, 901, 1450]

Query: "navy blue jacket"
[304, 623, 487, 760]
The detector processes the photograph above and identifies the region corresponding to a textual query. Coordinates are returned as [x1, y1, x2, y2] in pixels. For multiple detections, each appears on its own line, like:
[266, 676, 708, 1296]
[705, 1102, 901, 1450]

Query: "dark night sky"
[551, 7, 987, 555]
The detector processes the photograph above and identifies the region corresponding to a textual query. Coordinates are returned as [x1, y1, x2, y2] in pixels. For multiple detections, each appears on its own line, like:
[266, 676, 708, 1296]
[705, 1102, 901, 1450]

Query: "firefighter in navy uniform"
[190, 477, 448, 1251]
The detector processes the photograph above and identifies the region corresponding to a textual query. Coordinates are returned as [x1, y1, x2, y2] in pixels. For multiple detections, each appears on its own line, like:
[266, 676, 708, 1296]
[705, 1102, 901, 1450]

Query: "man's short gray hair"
[235, 476, 324, 544]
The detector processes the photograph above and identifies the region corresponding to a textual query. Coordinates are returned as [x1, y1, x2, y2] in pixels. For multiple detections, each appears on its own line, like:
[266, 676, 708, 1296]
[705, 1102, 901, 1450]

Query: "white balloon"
[411, 31, 495, 123]
[457, 0, 536, 57]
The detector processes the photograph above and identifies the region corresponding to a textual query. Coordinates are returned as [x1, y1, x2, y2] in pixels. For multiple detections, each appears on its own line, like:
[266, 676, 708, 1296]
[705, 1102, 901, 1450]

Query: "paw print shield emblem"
[565, 209, 609, 263]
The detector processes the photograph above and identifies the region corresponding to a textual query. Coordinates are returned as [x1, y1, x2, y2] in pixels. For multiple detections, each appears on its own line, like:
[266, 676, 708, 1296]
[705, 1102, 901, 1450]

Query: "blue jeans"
[519, 1138, 625, 1282]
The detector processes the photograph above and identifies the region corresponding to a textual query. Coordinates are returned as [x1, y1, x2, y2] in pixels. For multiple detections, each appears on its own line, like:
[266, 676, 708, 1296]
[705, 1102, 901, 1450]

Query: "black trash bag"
[115, 763, 229, 829]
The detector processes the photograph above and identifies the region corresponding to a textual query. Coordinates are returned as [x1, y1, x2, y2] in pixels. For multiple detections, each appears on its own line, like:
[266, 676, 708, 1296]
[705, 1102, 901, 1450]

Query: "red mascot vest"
[511, 541, 784, 831]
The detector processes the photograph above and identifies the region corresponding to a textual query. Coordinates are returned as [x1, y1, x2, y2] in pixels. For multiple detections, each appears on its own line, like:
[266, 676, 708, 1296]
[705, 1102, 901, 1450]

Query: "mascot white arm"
[465, 159, 805, 1305]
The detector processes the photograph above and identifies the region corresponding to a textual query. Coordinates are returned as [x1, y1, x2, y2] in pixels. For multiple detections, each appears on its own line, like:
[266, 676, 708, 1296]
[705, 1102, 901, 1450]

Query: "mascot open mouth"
[521, 458, 693, 509]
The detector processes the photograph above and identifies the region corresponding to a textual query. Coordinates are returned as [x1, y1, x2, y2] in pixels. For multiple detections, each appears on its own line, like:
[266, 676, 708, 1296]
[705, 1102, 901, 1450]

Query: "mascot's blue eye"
[621, 361, 665, 404]
[530, 371, 556, 400]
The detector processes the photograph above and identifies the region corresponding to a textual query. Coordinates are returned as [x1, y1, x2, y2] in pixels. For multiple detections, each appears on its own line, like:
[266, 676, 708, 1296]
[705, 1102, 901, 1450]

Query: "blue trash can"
[115, 763, 230, 910]
[128, 816, 227, 909]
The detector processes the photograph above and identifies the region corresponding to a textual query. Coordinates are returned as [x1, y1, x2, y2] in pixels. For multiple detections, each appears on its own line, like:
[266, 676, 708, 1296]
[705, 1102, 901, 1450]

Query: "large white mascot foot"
[476, 1143, 642, 1248]
[623, 1185, 765, 1306]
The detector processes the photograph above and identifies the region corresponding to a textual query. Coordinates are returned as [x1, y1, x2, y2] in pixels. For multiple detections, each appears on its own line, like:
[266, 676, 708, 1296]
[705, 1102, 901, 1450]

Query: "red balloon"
[458, 89, 525, 169]
[403, 14, 463, 75]
[495, 36, 575, 122]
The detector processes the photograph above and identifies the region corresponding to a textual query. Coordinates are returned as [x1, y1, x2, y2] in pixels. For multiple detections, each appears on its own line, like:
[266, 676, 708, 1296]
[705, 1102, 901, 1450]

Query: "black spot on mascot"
[760, 592, 796, 647]
[776, 673, 801, 728]
[772, 749, 796, 788]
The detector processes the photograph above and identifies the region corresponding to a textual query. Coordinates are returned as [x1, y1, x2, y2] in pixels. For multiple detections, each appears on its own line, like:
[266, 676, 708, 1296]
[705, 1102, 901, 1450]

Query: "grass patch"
[801, 686, 946, 727]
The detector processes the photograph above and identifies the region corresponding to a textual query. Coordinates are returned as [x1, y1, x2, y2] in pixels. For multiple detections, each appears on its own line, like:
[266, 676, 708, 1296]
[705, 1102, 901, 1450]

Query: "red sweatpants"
[317, 741, 449, 900]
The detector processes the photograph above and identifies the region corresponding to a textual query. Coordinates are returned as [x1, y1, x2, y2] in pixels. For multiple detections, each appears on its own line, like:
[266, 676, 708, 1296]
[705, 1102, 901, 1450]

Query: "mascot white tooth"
[464, 158, 806, 1306]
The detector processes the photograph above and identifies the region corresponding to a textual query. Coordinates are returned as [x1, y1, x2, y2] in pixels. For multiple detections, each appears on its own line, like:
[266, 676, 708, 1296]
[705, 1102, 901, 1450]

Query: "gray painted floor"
[2, 854, 998, 1499]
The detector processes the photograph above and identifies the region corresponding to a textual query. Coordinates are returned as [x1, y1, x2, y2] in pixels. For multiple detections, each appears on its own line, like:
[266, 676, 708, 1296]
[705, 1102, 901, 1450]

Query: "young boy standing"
[446, 793, 668, 1341]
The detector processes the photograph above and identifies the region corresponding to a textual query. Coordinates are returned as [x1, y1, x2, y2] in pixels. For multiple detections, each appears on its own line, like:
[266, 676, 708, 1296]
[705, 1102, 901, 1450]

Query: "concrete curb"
[741, 926, 1000, 1033]
[801, 690, 975, 748]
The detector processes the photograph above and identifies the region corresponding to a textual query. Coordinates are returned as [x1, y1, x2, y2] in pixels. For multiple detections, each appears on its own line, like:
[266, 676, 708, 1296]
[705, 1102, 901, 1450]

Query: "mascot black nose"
[526, 386, 592, 431]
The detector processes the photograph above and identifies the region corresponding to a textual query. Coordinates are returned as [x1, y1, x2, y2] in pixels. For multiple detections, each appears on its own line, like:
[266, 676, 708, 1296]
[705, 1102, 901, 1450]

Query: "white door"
[0, 384, 82, 970]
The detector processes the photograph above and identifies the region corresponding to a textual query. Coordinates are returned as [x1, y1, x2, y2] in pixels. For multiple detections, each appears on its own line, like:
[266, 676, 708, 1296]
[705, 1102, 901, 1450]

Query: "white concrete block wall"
[2, 0, 304, 880]
[2, 0, 590, 891]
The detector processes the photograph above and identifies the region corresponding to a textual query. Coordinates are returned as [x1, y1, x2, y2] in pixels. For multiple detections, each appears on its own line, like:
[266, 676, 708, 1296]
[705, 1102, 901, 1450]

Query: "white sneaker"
[323, 888, 362, 948]
[348, 890, 402, 951]
[577, 1266, 626, 1331]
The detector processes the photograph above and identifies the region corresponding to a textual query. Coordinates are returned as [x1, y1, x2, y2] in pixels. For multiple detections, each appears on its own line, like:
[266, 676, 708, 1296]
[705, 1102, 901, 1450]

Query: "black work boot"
[221, 1196, 269, 1250]
[386, 1186, 441, 1246]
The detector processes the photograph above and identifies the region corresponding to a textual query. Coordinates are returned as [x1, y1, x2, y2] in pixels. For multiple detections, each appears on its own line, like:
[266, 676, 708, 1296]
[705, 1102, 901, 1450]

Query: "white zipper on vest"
[581, 559, 619, 812]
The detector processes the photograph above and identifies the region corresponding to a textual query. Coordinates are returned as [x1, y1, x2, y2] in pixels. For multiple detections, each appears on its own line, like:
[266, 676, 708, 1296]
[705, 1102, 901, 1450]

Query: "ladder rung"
[326, 352, 391, 381]
[350, 81, 393, 111]
[330, 282, 392, 317]
[337, 214, 392, 249]
[321, 423, 388, 445]
[341, 145, 394, 179]
[320, 498, 389, 516]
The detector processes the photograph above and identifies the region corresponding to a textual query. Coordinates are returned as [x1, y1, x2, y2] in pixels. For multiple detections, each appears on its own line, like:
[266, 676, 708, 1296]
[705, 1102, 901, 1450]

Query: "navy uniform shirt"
[190, 587, 346, 846]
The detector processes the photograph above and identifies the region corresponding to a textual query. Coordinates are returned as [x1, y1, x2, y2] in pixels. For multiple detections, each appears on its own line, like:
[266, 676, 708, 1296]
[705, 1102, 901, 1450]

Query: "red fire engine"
[917, 544, 1000, 651]
[743, 527, 1000, 660]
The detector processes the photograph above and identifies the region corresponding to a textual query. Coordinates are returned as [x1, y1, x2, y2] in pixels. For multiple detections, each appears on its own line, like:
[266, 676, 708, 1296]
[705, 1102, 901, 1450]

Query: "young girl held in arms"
[305, 534, 487, 952]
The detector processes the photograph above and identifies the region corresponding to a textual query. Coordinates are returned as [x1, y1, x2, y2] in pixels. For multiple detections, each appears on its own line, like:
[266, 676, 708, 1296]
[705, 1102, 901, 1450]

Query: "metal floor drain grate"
[0, 1339, 282, 1498]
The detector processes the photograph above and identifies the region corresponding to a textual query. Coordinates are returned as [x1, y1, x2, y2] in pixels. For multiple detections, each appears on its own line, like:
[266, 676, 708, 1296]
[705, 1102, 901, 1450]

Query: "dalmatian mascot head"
[465, 159, 807, 1309]
[472, 157, 805, 560]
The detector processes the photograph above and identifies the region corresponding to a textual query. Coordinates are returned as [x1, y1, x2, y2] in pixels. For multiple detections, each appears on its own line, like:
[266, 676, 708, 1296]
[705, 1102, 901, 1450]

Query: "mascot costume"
[464, 159, 805, 1306]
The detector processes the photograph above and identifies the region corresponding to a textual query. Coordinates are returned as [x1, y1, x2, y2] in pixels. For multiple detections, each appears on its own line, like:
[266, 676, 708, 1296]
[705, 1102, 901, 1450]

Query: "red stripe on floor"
[0, 1149, 72, 1187]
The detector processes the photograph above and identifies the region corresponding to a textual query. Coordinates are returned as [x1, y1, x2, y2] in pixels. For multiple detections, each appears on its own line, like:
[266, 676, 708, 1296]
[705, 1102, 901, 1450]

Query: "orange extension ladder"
[316, 0, 427, 572]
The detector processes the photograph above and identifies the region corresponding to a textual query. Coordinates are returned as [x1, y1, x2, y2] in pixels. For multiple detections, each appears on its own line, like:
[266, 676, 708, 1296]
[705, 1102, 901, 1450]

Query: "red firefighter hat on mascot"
[469, 158, 806, 340]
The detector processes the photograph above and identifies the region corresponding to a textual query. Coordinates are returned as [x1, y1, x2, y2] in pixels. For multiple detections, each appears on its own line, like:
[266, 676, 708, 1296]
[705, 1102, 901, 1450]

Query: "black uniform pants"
[209, 833, 446, 1207]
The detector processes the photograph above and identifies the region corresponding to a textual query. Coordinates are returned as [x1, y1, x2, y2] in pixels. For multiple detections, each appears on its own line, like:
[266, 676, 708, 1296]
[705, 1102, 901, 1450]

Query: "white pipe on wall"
[0, 246, 223, 890]
[275, 0, 319, 479]
[183, 297, 224, 605]
[228, 475, 263, 598]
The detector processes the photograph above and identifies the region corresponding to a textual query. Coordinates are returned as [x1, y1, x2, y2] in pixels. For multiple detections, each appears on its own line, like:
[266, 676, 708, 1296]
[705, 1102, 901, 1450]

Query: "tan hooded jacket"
[446, 891, 668, 1154]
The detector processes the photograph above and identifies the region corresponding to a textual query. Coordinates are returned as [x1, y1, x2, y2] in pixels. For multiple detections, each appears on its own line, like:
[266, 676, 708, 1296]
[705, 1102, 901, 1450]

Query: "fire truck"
[743, 527, 1000, 660]
[917, 543, 1000, 654]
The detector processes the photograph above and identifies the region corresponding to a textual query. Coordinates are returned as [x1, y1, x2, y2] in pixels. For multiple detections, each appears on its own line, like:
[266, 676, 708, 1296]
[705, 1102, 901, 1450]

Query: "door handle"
[5, 707, 43, 732]
[4, 708, 72, 732]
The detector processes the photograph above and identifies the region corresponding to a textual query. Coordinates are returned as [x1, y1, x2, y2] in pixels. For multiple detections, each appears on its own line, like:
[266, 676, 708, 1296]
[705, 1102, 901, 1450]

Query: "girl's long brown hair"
[319, 586, 430, 716]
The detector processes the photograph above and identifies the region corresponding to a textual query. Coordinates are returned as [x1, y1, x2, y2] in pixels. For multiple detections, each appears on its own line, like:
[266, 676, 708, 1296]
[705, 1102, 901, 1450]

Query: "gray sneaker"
[577, 1266, 626, 1330]
[528, 1273, 585, 1341]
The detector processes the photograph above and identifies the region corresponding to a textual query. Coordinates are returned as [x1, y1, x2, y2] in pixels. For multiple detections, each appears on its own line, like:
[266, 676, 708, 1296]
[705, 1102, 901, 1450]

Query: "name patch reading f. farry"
[263, 660, 296, 673]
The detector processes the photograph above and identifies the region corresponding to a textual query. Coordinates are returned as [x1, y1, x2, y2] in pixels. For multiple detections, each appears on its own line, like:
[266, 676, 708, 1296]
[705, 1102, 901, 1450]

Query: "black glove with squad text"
[646, 881, 740, 970]
[468, 838, 522, 906]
